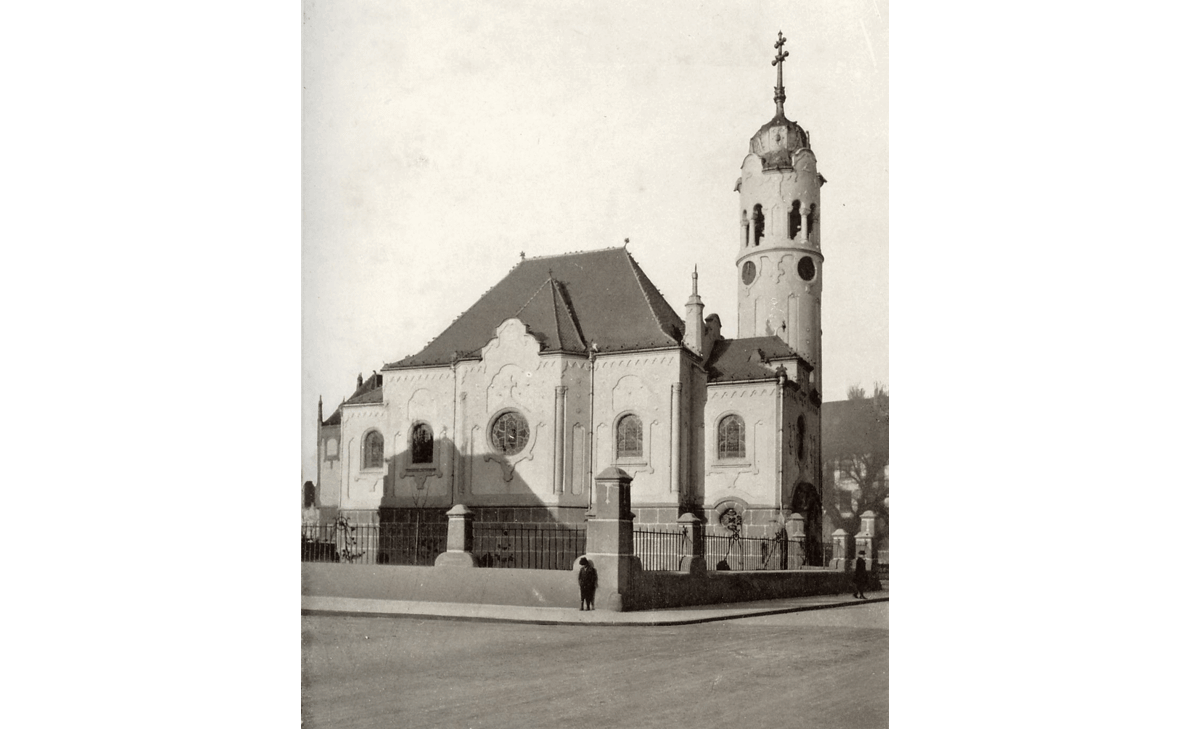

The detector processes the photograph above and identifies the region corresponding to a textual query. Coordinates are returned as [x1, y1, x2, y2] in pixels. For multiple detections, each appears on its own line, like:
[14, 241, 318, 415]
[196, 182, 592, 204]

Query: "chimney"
[357, 373, 363, 389]
[683, 267, 705, 357]
[703, 313, 722, 360]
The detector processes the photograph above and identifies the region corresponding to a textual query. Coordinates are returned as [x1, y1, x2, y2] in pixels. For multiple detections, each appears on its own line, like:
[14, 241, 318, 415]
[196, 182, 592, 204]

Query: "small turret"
[683, 267, 705, 357]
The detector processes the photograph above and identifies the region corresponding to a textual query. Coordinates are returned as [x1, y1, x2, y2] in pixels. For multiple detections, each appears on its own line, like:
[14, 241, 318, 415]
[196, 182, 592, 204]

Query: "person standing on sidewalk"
[578, 557, 598, 610]
[852, 550, 868, 600]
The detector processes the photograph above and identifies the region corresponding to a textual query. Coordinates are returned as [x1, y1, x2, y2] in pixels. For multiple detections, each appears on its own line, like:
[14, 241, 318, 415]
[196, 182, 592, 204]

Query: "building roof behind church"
[705, 336, 804, 383]
[385, 247, 684, 369]
[822, 396, 889, 460]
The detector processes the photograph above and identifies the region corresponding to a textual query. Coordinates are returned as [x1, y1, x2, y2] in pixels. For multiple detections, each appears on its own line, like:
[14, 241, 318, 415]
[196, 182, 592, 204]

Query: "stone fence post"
[786, 513, 807, 568]
[855, 510, 881, 590]
[831, 528, 851, 571]
[585, 467, 641, 611]
[677, 512, 706, 575]
[434, 504, 479, 568]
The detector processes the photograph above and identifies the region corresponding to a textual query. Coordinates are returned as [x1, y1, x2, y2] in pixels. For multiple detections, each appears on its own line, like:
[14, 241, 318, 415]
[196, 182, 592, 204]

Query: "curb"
[301, 595, 888, 627]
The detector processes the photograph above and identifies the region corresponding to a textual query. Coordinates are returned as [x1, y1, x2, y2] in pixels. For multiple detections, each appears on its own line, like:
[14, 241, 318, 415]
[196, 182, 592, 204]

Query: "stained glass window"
[363, 430, 384, 469]
[411, 423, 434, 464]
[491, 411, 530, 455]
[717, 415, 746, 459]
[616, 414, 643, 459]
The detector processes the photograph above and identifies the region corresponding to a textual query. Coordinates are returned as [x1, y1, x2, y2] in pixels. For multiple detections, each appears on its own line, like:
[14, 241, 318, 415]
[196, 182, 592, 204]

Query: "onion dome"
[748, 30, 812, 171]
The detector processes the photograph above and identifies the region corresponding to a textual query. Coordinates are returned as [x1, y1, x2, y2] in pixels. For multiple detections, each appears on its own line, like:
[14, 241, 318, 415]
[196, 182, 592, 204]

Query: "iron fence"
[473, 523, 586, 571]
[301, 519, 446, 566]
[633, 528, 687, 571]
[705, 533, 793, 571]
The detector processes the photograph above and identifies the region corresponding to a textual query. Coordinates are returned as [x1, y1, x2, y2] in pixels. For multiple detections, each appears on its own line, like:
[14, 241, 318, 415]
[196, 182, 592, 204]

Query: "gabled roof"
[341, 372, 383, 409]
[705, 336, 804, 383]
[822, 397, 889, 460]
[386, 247, 684, 369]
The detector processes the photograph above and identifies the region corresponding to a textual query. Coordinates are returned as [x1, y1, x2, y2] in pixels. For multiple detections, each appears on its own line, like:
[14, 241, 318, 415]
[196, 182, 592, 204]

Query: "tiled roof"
[343, 373, 383, 407]
[705, 336, 802, 383]
[321, 406, 342, 427]
[822, 397, 889, 460]
[386, 247, 684, 369]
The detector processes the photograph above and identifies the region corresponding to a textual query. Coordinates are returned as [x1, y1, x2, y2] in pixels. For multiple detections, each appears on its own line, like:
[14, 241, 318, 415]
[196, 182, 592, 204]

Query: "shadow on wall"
[310, 440, 588, 568]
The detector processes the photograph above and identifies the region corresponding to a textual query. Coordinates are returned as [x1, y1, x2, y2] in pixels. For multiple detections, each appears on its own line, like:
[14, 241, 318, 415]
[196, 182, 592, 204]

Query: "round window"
[741, 261, 756, 285]
[490, 411, 530, 455]
[797, 256, 816, 281]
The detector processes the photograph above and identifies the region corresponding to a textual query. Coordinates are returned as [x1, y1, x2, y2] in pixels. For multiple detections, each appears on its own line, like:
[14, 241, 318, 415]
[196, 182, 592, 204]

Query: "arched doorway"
[790, 481, 822, 565]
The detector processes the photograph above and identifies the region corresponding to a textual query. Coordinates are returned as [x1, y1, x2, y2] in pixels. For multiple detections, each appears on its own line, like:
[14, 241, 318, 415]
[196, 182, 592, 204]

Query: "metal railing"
[301, 518, 446, 566]
[633, 528, 687, 571]
[473, 523, 586, 571]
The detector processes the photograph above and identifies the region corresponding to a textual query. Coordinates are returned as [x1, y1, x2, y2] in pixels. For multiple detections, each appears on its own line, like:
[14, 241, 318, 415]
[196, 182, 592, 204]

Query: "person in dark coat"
[853, 550, 868, 599]
[577, 557, 598, 610]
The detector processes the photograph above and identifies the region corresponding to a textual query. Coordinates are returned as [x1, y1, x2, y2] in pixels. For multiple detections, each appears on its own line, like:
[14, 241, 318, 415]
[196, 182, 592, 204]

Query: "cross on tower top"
[772, 30, 789, 116]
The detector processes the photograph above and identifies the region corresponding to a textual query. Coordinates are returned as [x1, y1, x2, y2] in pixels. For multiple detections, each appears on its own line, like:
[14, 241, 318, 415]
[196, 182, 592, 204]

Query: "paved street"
[302, 602, 887, 728]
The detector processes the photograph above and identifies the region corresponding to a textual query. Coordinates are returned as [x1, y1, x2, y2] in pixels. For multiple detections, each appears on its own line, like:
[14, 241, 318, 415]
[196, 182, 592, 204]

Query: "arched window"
[410, 422, 434, 464]
[752, 205, 765, 246]
[789, 200, 801, 238]
[616, 414, 643, 459]
[363, 430, 384, 469]
[717, 414, 746, 459]
[491, 410, 530, 455]
[741, 209, 749, 247]
[796, 415, 806, 461]
[808, 203, 817, 235]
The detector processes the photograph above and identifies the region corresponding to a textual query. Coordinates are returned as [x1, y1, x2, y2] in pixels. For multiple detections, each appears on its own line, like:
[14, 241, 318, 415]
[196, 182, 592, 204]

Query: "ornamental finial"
[772, 31, 789, 116]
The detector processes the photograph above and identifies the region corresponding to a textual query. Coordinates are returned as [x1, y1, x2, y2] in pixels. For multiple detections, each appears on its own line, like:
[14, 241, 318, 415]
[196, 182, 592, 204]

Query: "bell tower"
[736, 31, 825, 383]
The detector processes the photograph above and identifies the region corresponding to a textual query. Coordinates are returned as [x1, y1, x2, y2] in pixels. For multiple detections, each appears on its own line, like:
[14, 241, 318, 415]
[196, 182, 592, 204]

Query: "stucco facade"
[313, 37, 827, 546]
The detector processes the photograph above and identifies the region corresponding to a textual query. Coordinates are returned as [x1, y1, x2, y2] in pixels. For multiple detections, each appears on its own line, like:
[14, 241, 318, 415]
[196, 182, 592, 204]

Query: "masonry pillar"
[786, 513, 807, 569]
[585, 467, 641, 611]
[434, 504, 479, 568]
[831, 528, 851, 572]
[855, 510, 881, 590]
[677, 512, 706, 575]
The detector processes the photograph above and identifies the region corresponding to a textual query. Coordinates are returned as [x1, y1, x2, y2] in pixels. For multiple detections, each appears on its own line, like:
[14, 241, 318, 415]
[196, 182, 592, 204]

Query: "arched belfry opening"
[752, 204, 765, 246]
[789, 200, 801, 238]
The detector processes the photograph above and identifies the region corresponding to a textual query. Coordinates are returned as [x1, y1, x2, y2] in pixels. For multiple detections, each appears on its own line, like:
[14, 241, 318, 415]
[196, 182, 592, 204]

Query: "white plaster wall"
[703, 383, 780, 511]
[591, 351, 685, 508]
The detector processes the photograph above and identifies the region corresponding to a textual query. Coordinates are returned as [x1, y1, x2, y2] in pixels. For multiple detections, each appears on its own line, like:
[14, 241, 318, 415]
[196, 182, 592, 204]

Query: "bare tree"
[823, 383, 888, 537]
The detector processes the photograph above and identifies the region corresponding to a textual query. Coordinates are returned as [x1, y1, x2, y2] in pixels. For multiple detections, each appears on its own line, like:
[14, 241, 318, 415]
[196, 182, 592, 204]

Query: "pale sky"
[302, 0, 888, 483]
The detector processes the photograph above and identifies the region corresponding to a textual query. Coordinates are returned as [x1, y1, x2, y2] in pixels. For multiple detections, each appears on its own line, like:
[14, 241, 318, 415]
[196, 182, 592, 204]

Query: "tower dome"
[749, 113, 811, 171]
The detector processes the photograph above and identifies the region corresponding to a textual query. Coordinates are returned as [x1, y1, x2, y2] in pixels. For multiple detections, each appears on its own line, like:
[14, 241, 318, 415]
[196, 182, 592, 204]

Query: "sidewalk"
[302, 589, 889, 626]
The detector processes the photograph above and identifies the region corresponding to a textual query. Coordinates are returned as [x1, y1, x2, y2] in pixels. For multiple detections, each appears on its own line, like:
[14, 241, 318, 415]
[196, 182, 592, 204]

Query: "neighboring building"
[821, 394, 889, 553]
[314, 34, 830, 547]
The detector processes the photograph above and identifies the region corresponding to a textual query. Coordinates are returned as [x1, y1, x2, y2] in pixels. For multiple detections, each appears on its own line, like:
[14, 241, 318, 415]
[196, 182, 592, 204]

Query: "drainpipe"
[776, 367, 787, 515]
[450, 355, 459, 506]
[588, 344, 597, 511]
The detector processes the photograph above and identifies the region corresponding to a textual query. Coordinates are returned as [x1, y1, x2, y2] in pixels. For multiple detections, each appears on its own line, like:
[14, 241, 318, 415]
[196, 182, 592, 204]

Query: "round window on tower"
[741, 261, 756, 285]
[797, 256, 816, 282]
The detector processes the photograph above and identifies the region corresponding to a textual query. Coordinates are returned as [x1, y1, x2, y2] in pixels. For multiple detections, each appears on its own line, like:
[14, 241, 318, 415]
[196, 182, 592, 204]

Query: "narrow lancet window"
[717, 414, 746, 459]
[789, 200, 802, 238]
[410, 423, 434, 464]
[752, 205, 765, 246]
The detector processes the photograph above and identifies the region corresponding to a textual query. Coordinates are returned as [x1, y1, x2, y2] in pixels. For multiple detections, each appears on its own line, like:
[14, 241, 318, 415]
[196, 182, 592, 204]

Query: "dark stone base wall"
[633, 570, 853, 611]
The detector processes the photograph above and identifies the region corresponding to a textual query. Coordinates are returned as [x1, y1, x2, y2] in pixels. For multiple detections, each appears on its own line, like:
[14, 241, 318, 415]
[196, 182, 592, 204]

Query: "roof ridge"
[521, 245, 623, 263]
[550, 278, 587, 350]
[623, 249, 681, 345]
[513, 276, 556, 320]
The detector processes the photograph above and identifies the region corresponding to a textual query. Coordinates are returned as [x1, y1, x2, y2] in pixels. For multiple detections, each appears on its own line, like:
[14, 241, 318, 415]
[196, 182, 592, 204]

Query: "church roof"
[705, 336, 805, 383]
[385, 247, 684, 369]
[340, 372, 383, 409]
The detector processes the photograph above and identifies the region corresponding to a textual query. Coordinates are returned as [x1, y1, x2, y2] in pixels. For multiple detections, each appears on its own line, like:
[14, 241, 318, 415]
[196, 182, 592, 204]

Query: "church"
[314, 33, 828, 551]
